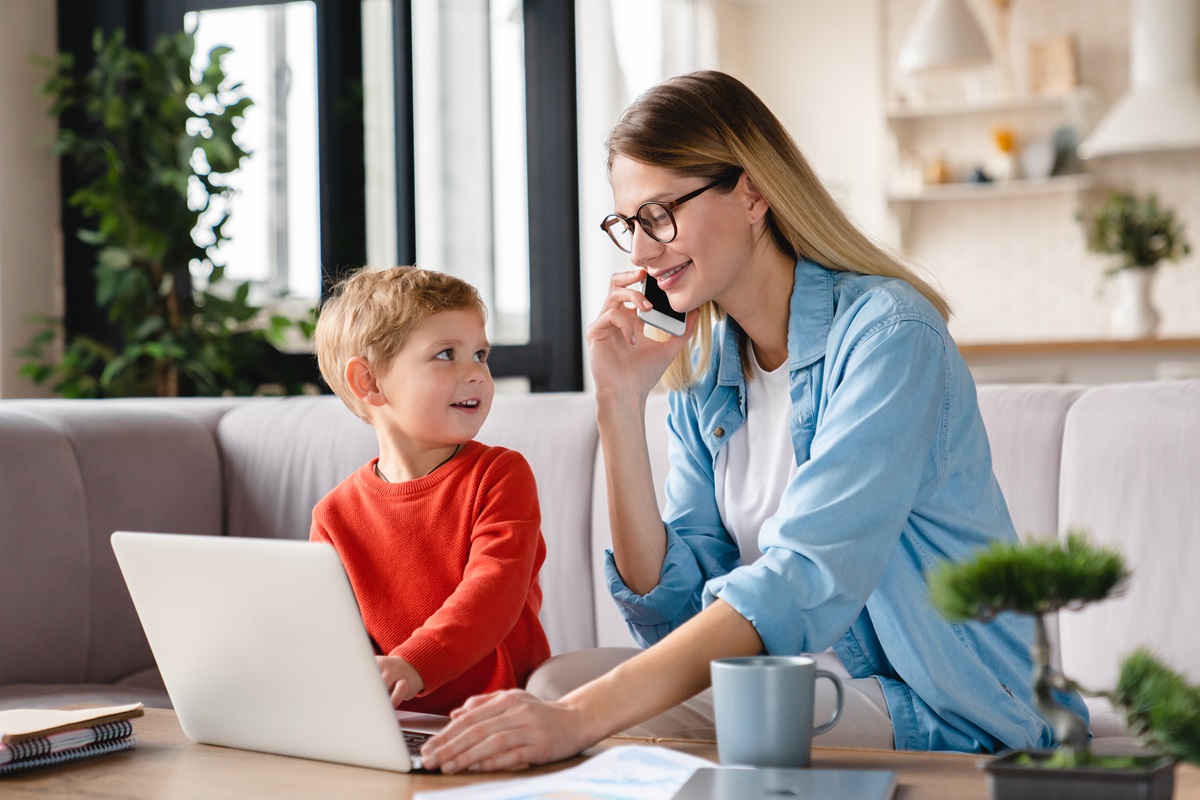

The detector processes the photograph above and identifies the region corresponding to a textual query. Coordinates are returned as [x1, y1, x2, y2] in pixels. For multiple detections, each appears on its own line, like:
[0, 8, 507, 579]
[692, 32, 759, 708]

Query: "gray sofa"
[2, 382, 1197, 753]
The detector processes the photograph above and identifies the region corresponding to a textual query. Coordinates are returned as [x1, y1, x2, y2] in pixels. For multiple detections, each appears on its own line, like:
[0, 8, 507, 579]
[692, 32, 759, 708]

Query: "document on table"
[414, 745, 715, 800]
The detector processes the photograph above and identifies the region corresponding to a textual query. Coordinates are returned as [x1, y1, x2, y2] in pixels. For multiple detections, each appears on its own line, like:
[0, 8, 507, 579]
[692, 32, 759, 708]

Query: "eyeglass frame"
[599, 177, 725, 253]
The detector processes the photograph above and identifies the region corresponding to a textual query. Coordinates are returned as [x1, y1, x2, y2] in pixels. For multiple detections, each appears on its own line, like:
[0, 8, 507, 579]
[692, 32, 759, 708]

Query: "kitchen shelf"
[958, 336, 1200, 383]
[886, 88, 1098, 126]
[958, 336, 1200, 357]
[884, 88, 1099, 246]
[888, 173, 1095, 203]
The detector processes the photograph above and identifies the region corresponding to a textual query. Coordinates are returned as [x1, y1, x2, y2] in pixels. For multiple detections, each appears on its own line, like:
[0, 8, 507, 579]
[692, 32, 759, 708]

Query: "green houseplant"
[930, 533, 1200, 799]
[1082, 190, 1191, 276]
[1079, 190, 1192, 339]
[21, 28, 314, 398]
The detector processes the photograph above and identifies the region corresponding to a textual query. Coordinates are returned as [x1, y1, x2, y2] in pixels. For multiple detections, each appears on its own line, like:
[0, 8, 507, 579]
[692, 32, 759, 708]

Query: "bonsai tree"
[21, 28, 314, 398]
[1080, 190, 1192, 278]
[929, 532, 1200, 767]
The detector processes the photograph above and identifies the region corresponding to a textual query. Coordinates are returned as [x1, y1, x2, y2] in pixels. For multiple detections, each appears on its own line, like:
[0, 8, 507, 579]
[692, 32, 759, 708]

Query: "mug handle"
[813, 669, 844, 735]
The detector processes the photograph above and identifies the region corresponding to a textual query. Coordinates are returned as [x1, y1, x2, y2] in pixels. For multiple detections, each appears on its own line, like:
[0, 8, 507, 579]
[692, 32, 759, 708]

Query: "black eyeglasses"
[599, 178, 724, 253]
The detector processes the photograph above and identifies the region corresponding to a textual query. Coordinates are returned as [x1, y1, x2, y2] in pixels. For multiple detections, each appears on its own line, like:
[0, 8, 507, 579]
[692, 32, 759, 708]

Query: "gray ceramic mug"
[710, 655, 844, 768]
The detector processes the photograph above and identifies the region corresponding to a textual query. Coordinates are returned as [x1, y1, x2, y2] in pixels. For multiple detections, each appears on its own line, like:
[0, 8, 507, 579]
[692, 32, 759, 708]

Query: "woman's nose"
[628, 224, 664, 265]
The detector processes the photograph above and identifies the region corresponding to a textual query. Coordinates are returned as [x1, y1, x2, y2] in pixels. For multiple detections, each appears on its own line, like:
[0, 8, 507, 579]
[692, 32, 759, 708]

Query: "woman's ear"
[345, 357, 386, 406]
[739, 172, 771, 226]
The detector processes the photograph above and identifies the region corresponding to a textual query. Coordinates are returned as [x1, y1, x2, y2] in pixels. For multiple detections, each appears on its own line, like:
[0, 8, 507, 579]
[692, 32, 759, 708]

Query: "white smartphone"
[636, 274, 686, 337]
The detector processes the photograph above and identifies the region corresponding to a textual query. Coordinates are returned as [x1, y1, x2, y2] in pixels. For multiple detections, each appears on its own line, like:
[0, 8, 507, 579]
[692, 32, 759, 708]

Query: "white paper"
[414, 744, 714, 800]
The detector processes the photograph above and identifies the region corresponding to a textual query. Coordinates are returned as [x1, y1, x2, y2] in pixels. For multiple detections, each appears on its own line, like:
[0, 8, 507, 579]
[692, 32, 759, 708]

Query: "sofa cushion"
[976, 384, 1086, 672]
[1057, 380, 1200, 689]
[975, 384, 1086, 542]
[593, 386, 1088, 653]
[0, 675, 171, 712]
[217, 393, 600, 656]
[590, 392, 673, 649]
[477, 393, 600, 655]
[0, 401, 229, 688]
[0, 410, 91, 686]
[219, 396, 377, 542]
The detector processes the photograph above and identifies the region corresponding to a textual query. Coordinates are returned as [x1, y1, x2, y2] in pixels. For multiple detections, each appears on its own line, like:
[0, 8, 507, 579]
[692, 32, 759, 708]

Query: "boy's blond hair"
[315, 266, 487, 421]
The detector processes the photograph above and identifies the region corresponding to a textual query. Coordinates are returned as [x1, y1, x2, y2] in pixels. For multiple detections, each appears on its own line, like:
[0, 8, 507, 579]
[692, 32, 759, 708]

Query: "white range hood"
[1079, 0, 1200, 158]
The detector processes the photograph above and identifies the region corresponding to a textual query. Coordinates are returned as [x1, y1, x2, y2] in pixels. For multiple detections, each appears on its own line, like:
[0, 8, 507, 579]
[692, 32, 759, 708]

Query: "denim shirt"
[604, 258, 1088, 752]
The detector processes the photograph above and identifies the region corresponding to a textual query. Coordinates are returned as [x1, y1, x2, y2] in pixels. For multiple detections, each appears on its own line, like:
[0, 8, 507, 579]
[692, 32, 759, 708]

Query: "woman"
[421, 70, 1083, 774]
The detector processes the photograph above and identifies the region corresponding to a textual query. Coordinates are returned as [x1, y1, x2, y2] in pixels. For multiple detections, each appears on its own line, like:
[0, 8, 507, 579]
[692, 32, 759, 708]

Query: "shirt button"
[713, 426, 725, 437]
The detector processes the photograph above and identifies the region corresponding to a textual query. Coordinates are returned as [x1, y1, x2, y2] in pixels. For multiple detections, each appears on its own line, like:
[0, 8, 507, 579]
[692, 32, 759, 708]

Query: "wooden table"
[4, 709, 1198, 799]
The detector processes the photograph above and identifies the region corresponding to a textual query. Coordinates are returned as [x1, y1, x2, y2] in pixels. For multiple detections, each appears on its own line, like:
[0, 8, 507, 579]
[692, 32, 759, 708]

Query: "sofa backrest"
[218, 396, 378, 542]
[0, 399, 239, 686]
[1056, 380, 1200, 688]
[589, 385, 1090, 655]
[975, 384, 1087, 542]
[6, 380, 1193, 702]
[215, 393, 600, 656]
[590, 392, 672, 648]
[478, 393, 601, 654]
[0, 393, 599, 694]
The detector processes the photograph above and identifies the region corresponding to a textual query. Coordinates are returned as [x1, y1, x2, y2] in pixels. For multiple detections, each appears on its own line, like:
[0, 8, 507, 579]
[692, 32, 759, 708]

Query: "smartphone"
[636, 273, 686, 337]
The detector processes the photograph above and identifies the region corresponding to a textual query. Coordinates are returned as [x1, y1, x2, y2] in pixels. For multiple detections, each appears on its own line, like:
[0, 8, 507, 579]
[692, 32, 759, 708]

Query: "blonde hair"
[315, 266, 487, 420]
[606, 70, 950, 390]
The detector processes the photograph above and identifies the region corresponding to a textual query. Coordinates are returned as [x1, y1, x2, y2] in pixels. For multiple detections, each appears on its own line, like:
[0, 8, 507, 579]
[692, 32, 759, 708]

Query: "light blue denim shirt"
[604, 258, 1087, 752]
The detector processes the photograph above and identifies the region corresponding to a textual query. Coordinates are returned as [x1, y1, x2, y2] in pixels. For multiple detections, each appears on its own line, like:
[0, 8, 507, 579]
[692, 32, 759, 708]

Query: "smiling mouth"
[653, 262, 689, 281]
[452, 400, 480, 409]
[652, 260, 691, 290]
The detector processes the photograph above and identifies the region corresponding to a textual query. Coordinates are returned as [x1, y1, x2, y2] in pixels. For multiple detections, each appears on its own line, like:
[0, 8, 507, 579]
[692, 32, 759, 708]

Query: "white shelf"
[886, 88, 1098, 125]
[888, 174, 1095, 203]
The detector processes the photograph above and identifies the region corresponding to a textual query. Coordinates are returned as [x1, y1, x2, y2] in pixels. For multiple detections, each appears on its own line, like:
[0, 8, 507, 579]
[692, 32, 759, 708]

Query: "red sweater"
[310, 440, 551, 714]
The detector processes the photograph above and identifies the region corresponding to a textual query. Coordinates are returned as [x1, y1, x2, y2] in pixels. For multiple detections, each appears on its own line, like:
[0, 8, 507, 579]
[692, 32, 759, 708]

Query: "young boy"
[311, 266, 551, 715]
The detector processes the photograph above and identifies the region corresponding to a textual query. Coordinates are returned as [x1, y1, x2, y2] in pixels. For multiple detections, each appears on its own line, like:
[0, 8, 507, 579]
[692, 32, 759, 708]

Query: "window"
[375, 0, 582, 390]
[187, 2, 322, 302]
[60, 0, 581, 391]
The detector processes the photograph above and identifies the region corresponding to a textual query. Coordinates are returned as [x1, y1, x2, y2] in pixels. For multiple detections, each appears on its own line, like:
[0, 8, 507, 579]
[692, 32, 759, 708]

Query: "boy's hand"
[377, 655, 425, 707]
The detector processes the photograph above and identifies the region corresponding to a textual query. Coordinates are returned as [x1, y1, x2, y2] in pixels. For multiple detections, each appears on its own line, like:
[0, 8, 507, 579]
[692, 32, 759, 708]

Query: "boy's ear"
[345, 357, 387, 407]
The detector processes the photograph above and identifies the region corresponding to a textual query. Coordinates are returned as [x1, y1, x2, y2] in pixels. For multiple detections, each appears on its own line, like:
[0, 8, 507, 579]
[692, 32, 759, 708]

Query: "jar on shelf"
[989, 126, 1018, 181]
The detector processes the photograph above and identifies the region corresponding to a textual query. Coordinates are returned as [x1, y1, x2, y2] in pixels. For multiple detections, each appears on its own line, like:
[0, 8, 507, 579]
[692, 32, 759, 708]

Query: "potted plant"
[929, 532, 1200, 800]
[21, 27, 314, 398]
[1079, 190, 1192, 339]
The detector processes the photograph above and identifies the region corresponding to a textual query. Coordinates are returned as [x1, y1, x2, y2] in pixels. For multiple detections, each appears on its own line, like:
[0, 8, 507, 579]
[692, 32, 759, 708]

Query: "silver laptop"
[111, 531, 449, 772]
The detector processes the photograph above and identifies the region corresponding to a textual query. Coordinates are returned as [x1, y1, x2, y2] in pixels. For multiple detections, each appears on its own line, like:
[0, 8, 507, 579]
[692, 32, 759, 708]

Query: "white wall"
[718, 0, 1200, 344]
[0, 0, 60, 398]
[716, 0, 890, 243]
[880, 0, 1200, 343]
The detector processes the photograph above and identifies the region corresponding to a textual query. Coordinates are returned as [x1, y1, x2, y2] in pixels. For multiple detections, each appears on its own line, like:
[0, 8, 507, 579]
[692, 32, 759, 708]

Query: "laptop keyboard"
[402, 729, 432, 758]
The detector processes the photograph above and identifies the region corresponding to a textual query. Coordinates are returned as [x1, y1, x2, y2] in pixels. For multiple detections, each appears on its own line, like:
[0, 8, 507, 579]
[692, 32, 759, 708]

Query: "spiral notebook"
[0, 704, 142, 775]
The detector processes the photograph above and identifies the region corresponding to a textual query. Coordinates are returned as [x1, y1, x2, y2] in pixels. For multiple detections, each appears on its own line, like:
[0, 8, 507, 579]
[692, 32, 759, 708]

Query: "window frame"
[392, 0, 582, 391]
[56, 0, 582, 392]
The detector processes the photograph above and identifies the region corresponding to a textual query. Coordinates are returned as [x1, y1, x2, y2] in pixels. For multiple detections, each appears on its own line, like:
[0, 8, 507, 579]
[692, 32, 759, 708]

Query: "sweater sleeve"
[308, 512, 330, 544]
[392, 452, 543, 693]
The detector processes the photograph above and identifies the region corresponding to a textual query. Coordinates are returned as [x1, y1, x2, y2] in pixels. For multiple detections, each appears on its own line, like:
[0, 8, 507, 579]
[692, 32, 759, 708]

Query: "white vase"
[1109, 267, 1160, 339]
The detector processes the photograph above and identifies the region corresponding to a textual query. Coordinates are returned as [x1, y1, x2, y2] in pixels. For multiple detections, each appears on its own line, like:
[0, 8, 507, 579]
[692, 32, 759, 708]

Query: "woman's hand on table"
[419, 689, 596, 774]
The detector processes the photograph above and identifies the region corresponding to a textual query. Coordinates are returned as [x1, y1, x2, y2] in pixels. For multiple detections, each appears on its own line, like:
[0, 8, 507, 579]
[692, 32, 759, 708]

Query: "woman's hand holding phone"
[585, 269, 693, 405]
[636, 273, 687, 338]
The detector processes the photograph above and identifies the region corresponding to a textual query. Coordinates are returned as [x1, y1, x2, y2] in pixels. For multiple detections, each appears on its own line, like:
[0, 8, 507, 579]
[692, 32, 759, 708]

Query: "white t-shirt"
[714, 353, 798, 567]
[713, 351, 849, 678]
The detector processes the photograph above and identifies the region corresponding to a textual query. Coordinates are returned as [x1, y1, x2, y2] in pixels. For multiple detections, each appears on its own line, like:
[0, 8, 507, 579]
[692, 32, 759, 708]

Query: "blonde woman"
[421, 70, 1083, 773]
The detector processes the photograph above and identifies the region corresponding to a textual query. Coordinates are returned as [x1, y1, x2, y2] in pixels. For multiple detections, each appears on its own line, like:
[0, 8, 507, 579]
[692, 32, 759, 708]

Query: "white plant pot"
[1108, 267, 1160, 339]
